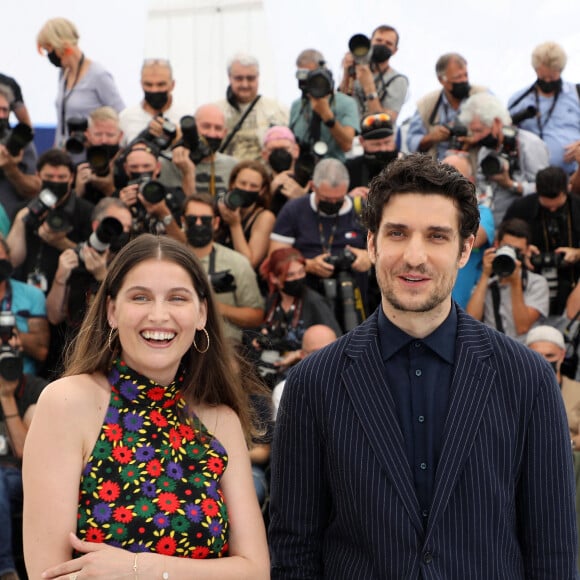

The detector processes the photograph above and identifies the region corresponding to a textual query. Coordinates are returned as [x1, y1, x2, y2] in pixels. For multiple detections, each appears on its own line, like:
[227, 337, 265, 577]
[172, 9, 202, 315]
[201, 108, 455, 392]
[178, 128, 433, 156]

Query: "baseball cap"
[361, 113, 394, 140]
[263, 126, 296, 146]
[525, 325, 566, 349]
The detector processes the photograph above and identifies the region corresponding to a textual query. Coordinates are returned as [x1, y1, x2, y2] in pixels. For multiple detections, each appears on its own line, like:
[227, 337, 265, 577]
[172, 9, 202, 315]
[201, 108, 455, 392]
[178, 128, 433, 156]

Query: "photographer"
[289, 49, 359, 163]
[0, 84, 40, 221]
[7, 149, 93, 293]
[117, 142, 186, 243]
[406, 53, 487, 161]
[339, 25, 409, 122]
[183, 193, 264, 343]
[458, 92, 549, 225]
[503, 166, 580, 319]
[74, 106, 124, 205]
[466, 218, 549, 342]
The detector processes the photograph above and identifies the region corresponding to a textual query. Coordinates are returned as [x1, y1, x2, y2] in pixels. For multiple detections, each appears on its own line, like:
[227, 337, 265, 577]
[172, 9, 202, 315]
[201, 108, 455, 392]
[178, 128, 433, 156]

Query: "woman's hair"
[64, 234, 262, 442]
[37, 17, 80, 52]
[227, 160, 272, 210]
[259, 247, 306, 294]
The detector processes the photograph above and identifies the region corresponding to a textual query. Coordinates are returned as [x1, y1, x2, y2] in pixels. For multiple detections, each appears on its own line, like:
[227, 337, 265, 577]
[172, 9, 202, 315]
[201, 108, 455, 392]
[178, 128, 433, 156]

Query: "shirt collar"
[309, 192, 353, 216]
[377, 302, 458, 364]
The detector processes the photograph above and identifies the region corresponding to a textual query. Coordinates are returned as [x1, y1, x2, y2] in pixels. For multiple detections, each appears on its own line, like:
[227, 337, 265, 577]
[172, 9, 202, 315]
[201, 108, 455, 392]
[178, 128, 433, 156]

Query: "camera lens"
[5, 123, 34, 156]
[480, 154, 504, 177]
[492, 246, 517, 277]
[141, 181, 166, 204]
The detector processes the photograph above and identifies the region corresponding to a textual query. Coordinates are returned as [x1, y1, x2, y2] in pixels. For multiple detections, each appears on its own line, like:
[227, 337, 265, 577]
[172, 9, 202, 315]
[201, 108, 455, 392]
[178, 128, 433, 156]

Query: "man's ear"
[367, 231, 377, 265]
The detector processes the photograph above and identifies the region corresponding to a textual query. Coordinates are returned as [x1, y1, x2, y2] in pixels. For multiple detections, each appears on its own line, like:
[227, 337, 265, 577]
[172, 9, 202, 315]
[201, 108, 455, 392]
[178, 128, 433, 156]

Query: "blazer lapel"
[342, 313, 423, 534]
[426, 311, 496, 537]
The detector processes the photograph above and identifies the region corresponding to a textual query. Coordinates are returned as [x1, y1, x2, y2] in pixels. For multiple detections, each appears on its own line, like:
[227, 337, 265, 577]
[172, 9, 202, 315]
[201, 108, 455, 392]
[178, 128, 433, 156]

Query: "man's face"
[371, 30, 398, 56]
[261, 138, 299, 163]
[183, 200, 219, 230]
[535, 64, 561, 86]
[141, 65, 174, 95]
[314, 182, 348, 209]
[440, 60, 468, 93]
[498, 233, 528, 256]
[528, 340, 565, 368]
[468, 116, 502, 146]
[368, 193, 473, 317]
[38, 164, 73, 188]
[539, 192, 567, 213]
[86, 119, 122, 146]
[229, 62, 259, 104]
[361, 135, 396, 153]
[196, 108, 227, 140]
[124, 149, 159, 177]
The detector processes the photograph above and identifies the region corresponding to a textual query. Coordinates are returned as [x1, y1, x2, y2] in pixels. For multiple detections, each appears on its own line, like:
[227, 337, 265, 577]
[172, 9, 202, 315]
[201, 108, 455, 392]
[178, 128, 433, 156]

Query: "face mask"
[0, 118, 9, 138]
[144, 91, 169, 111]
[268, 148, 293, 173]
[47, 50, 62, 68]
[41, 180, 69, 199]
[318, 199, 343, 216]
[477, 132, 499, 149]
[450, 81, 471, 100]
[370, 44, 392, 64]
[228, 188, 259, 208]
[204, 137, 222, 154]
[536, 78, 562, 94]
[364, 149, 399, 167]
[0, 259, 13, 282]
[282, 277, 305, 297]
[185, 219, 214, 248]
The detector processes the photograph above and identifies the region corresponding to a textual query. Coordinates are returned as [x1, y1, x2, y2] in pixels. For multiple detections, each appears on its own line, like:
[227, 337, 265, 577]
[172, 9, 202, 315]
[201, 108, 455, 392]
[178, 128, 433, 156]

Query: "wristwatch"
[365, 92, 378, 101]
[510, 181, 521, 194]
[161, 214, 174, 227]
[324, 117, 336, 128]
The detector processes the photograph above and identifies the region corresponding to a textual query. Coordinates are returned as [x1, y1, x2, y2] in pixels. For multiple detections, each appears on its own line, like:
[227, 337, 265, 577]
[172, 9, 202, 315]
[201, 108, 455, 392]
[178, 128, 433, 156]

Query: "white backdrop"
[3, 0, 580, 128]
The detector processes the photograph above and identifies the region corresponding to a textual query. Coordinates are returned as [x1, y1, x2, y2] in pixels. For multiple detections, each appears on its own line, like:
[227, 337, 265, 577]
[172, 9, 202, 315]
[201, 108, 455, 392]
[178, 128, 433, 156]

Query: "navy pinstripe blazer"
[269, 307, 579, 579]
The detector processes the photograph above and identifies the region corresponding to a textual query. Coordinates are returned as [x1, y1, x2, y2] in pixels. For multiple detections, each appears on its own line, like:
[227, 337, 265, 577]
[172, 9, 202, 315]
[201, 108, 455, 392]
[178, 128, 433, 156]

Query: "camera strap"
[218, 95, 262, 154]
[60, 53, 85, 142]
[533, 87, 560, 140]
[490, 280, 505, 334]
[208, 247, 217, 274]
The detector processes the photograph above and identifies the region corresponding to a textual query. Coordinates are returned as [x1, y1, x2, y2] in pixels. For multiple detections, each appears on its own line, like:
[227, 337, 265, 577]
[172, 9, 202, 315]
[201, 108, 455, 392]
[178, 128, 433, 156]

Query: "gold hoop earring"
[108, 327, 118, 353]
[193, 328, 210, 353]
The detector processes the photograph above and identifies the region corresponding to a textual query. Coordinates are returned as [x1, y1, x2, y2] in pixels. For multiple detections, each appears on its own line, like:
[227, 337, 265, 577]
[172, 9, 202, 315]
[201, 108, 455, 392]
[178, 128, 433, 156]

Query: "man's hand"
[348, 186, 369, 200]
[347, 245, 372, 272]
[75, 162, 92, 196]
[427, 125, 452, 145]
[305, 253, 335, 278]
[80, 245, 108, 281]
[271, 172, 307, 200]
[37, 222, 72, 250]
[355, 63, 375, 95]
[556, 246, 580, 265]
[481, 247, 497, 278]
[119, 183, 139, 208]
[309, 95, 333, 121]
[172, 145, 195, 176]
[147, 115, 166, 138]
[217, 201, 242, 226]
[0, 143, 24, 169]
[54, 248, 80, 285]
[564, 140, 580, 163]
[137, 192, 169, 221]
[488, 159, 513, 189]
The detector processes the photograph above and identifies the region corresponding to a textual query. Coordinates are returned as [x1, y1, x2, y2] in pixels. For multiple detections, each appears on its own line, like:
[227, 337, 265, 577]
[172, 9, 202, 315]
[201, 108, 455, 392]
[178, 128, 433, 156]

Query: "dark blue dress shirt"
[377, 303, 457, 523]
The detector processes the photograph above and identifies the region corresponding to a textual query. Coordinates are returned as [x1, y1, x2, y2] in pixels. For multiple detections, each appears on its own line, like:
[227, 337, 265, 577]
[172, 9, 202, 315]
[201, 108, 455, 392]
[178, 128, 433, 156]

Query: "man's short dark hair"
[536, 166, 568, 199]
[36, 148, 74, 174]
[363, 153, 480, 243]
[497, 218, 531, 244]
[183, 193, 216, 216]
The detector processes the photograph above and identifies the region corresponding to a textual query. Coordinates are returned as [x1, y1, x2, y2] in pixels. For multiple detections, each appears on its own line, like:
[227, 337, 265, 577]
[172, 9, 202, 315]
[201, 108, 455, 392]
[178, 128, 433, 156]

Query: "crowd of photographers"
[2, 14, 580, 578]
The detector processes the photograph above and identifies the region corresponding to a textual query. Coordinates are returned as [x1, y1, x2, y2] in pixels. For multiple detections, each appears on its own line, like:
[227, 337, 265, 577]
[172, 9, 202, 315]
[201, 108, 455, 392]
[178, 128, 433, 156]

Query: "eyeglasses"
[362, 113, 392, 129]
[185, 215, 213, 226]
[231, 75, 258, 83]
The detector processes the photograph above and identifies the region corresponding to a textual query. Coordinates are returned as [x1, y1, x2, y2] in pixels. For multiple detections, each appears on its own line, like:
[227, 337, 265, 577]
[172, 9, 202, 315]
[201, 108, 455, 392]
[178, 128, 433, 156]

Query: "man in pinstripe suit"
[269, 153, 578, 579]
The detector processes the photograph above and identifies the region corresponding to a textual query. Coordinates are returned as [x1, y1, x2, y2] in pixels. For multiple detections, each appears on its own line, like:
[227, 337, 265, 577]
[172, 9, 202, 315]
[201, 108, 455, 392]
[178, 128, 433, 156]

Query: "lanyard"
[60, 52, 86, 136]
[317, 211, 339, 254]
[534, 88, 560, 140]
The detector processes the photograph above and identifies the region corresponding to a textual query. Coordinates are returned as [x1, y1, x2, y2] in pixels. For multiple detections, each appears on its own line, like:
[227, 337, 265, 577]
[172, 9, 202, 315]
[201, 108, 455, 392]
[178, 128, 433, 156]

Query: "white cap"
[525, 325, 566, 349]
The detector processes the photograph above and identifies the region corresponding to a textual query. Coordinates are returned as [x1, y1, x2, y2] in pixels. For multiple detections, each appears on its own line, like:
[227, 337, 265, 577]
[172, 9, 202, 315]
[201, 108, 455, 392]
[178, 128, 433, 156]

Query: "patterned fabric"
[77, 359, 229, 558]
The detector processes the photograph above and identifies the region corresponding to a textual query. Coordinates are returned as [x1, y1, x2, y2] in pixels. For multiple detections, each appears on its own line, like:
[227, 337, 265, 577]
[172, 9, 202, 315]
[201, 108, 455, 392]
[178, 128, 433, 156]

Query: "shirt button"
[415, 369, 422, 377]
[414, 342, 421, 348]
[419, 462, 427, 470]
[423, 551, 433, 564]
[422, 509, 429, 518]
[418, 415, 425, 423]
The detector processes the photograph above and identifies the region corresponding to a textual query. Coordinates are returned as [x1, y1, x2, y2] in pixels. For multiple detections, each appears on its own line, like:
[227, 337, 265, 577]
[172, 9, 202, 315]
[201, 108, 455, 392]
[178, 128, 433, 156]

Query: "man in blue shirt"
[508, 41, 580, 175]
[269, 153, 577, 578]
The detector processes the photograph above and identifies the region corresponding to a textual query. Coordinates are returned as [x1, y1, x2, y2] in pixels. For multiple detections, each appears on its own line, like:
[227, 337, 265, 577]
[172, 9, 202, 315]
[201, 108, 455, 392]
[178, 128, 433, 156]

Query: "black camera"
[217, 188, 258, 210]
[492, 245, 523, 278]
[510, 105, 537, 126]
[77, 216, 123, 261]
[86, 145, 118, 177]
[348, 34, 392, 69]
[3, 123, 34, 156]
[480, 127, 519, 177]
[530, 252, 564, 271]
[45, 207, 73, 233]
[0, 312, 22, 382]
[65, 117, 88, 154]
[138, 117, 177, 151]
[24, 184, 68, 231]
[297, 65, 334, 98]
[324, 248, 357, 271]
[268, 148, 293, 174]
[175, 115, 212, 165]
[209, 270, 236, 294]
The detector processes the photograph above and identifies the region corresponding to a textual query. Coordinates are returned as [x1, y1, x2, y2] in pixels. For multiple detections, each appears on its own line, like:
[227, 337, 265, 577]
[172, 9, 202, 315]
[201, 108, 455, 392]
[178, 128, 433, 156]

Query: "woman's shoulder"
[38, 373, 111, 414]
[194, 404, 243, 449]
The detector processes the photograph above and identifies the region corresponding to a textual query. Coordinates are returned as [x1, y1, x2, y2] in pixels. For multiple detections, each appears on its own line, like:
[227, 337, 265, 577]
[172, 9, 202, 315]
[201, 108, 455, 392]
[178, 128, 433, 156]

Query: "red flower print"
[147, 386, 165, 401]
[206, 457, 224, 475]
[191, 546, 210, 559]
[162, 398, 177, 409]
[112, 445, 133, 464]
[104, 423, 123, 442]
[113, 506, 134, 523]
[146, 459, 162, 477]
[179, 425, 194, 441]
[169, 428, 182, 450]
[98, 480, 120, 502]
[201, 498, 218, 517]
[156, 536, 177, 555]
[150, 410, 167, 427]
[158, 492, 180, 513]
[85, 527, 106, 543]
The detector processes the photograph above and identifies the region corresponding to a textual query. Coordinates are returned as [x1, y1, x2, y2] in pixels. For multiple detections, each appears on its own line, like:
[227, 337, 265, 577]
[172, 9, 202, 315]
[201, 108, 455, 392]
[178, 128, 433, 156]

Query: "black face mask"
[47, 50, 62, 68]
[41, 180, 69, 199]
[370, 44, 392, 64]
[228, 188, 259, 208]
[364, 149, 399, 167]
[282, 277, 306, 298]
[477, 132, 499, 149]
[185, 219, 214, 248]
[144, 91, 169, 111]
[268, 148, 293, 173]
[0, 118, 9, 138]
[318, 199, 343, 216]
[450, 81, 471, 100]
[0, 259, 13, 282]
[536, 78, 562, 94]
[204, 137, 222, 154]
